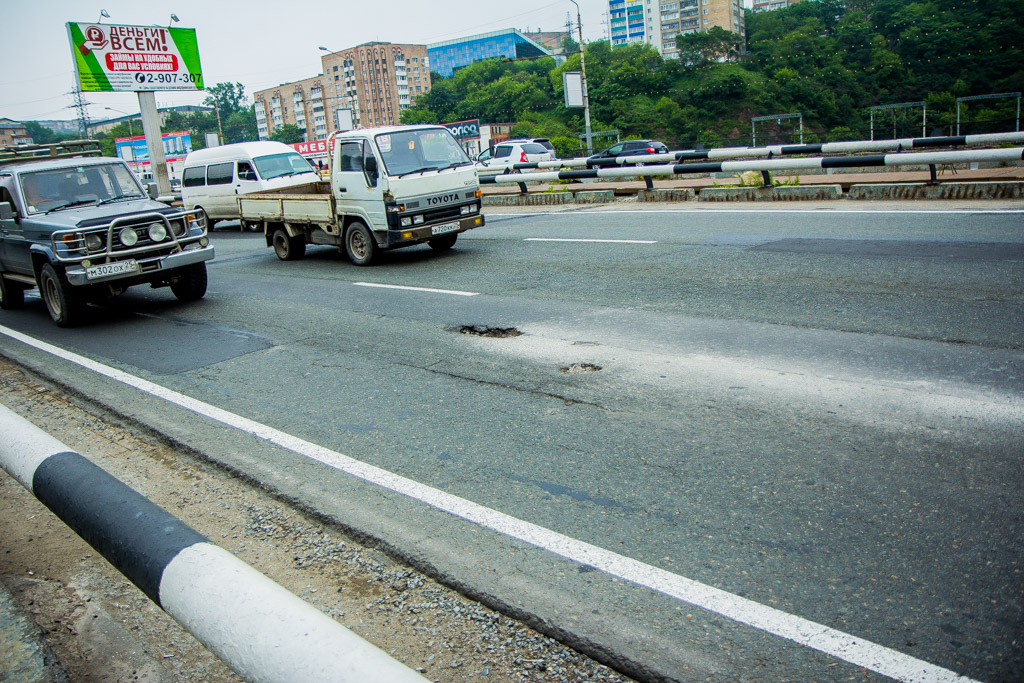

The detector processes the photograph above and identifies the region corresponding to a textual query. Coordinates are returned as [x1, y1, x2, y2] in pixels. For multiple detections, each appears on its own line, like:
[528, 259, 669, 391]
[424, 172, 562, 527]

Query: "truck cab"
[239, 125, 484, 265]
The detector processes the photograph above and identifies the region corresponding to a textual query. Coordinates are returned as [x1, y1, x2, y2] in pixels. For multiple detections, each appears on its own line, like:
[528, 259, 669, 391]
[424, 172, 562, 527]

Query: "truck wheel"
[0, 276, 26, 310]
[39, 263, 85, 327]
[272, 227, 306, 261]
[170, 263, 208, 301]
[428, 233, 458, 251]
[345, 221, 376, 266]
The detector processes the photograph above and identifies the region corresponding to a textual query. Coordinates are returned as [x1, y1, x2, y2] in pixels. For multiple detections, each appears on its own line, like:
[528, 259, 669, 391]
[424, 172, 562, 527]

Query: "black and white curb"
[0, 404, 424, 683]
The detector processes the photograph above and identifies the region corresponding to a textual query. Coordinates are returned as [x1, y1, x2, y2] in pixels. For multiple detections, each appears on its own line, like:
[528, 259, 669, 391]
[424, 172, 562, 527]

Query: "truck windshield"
[375, 129, 471, 177]
[20, 163, 145, 214]
[253, 152, 317, 180]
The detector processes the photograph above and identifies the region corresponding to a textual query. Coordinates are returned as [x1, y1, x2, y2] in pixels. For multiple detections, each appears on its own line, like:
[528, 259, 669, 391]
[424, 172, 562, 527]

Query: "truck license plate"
[86, 260, 139, 280]
[431, 221, 459, 236]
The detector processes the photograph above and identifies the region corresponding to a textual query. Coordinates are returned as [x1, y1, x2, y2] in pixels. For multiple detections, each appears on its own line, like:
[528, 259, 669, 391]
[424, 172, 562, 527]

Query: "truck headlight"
[401, 217, 412, 227]
[119, 227, 138, 247]
[413, 215, 424, 225]
[460, 205, 477, 215]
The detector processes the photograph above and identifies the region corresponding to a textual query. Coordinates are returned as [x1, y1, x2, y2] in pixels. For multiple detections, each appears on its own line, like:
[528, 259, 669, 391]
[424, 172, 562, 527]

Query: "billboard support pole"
[138, 91, 171, 195]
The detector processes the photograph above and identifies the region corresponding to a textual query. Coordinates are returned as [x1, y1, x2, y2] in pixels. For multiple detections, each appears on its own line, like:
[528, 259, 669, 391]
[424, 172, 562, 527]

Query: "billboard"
[67, 22, 204, 92]
[445, 119, 480, 141]
[563, 72, 584, 108]
[290, 140, 330, 159]
[115, 131, 192, 169]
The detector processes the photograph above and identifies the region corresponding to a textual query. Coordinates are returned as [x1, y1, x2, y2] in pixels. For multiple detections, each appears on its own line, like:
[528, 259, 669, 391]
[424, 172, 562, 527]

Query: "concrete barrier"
[637, 188, 695, 202]
[573, 190, 615, 203]
[0, 404, 425, 683]
[699, 185, 843, 202]
[482, 192, 572, 206]
[848, 181, 1024, 200]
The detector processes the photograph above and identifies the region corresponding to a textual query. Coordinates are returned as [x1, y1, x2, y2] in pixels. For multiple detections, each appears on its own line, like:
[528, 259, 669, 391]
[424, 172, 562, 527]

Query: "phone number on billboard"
[133, 72, 203, 86]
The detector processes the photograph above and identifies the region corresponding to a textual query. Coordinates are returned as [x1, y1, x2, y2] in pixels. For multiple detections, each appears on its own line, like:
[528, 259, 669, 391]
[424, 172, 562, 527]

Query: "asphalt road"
[1, 203, 1021, 682]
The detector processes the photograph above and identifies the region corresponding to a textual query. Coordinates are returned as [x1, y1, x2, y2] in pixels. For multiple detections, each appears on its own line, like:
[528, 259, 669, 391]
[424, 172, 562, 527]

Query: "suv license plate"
[431, 221, 459, 236]
[86, 260, 139, 280]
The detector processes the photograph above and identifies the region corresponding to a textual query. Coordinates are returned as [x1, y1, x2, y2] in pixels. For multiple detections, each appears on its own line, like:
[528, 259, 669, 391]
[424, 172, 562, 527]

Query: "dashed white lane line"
[524, 238, 657, 244]
[353, 282, 479, 297]
[0, 324, 978, 683]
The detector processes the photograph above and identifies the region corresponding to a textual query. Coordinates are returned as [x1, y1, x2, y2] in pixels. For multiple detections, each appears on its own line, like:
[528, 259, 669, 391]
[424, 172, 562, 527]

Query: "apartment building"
[752, 0, 803, 11]
[0, 118, 32, 147]
[253, 42, 430, 141]
[609, 0, 747, 59]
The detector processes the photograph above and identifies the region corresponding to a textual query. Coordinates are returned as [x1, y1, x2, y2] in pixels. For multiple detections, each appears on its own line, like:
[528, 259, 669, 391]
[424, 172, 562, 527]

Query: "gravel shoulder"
[0, 357, 631, 683]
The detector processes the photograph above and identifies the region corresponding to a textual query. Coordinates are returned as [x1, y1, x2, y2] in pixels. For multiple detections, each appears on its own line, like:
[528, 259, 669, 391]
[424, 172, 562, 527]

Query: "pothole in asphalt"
[560, 363, 602, 374]
[459, 325, 523, 338]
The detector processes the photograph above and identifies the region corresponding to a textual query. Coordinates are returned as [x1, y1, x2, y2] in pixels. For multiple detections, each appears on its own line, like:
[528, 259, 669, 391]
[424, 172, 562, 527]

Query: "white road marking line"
[524, 238, 657, 244]
[353, 282, 479, 297]
[0, 324, 979, 683]
[488, 209, 1024, 215]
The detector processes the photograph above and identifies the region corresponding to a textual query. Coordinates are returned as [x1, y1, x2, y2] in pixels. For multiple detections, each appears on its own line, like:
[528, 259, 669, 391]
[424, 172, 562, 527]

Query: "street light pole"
[105, 107, 138, 173]
[569, 0, 593, 154]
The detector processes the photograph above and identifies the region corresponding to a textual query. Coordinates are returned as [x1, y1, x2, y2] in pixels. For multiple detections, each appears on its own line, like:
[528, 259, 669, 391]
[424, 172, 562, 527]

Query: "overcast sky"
[2, 1, 752, 124]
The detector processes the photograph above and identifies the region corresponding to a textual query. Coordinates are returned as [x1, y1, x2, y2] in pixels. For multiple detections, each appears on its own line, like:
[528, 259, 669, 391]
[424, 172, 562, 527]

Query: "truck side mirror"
[0, 202, 13, 220]
[146, 182, 158, 199]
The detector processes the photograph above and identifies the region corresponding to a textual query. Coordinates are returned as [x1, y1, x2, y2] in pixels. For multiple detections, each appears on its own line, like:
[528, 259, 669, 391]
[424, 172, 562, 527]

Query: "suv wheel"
[39, 263, 85, 327]
[170, 263, 208, 301]
[0, 276, 25, 310]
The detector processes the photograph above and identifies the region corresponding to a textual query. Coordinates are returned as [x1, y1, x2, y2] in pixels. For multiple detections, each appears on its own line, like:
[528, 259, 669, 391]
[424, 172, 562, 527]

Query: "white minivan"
[181, 141, 321, 228]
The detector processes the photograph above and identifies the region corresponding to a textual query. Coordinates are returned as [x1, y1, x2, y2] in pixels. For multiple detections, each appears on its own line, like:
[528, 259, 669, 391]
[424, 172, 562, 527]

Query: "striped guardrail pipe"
[480, 147, 1024, 187]
[499, 131, 1024, 172]
[0, 404, 425, 683]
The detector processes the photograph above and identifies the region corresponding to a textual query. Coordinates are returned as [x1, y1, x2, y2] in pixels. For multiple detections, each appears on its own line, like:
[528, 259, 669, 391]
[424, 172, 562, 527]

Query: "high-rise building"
[752, 0, 803, 12]
[609, 0, 747, 60]
[254, 42, 430, 141]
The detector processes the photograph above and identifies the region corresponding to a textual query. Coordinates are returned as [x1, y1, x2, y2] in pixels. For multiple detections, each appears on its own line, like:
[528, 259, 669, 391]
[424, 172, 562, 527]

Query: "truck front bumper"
[384, 215, 484, 248]
[65, 245, 216, 286]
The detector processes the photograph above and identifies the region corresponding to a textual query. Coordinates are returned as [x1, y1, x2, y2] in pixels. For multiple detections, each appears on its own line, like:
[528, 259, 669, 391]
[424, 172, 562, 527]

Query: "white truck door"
[333, 140, 386, 231]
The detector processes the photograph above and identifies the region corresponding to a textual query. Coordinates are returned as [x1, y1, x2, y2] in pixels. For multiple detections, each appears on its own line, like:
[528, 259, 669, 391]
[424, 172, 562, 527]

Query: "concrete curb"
[637, 188, 695, 202]
[699, 185, 844, 201]
[0, 404, 425, 683]
[848, 181, 1024, 200]
[482, 192, 572, 206]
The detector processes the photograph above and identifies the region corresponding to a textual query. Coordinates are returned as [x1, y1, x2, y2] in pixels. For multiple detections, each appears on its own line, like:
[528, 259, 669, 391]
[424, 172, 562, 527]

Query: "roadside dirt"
[0, 357, 631, 683]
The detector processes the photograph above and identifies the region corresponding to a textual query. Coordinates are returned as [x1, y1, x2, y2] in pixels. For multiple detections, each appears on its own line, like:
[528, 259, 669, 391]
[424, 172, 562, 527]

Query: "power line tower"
[68, 78, 92, 138]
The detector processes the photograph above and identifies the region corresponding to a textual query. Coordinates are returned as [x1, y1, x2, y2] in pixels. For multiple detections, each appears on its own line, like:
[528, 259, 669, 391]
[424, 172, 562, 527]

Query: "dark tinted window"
[207, 162, 233, 186]
[533, 139, 555, 152]
[182, 166, 206, 188]
[493, 145, 513, 158]
[338, 142, 363, 172]
[521, 143, 548, 154]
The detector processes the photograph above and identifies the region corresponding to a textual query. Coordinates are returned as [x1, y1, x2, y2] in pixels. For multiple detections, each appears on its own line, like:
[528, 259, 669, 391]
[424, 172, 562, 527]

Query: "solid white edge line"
[0, 324, 978, 683]
[524, 238, 657, 244]
[352, 282, 479, 296]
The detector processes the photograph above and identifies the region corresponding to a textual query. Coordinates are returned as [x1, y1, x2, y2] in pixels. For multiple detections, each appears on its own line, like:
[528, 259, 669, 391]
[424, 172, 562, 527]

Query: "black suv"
[0, 144, 214, 327]
[587, 140, 670, 166]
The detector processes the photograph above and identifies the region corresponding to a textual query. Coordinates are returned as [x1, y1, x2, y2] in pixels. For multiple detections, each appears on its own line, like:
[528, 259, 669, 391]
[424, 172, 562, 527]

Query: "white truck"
[237, 125, 484, 265]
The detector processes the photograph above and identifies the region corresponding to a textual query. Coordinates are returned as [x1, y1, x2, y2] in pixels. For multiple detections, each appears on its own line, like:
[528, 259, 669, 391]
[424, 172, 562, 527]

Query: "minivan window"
[182, 166, 205, 187]
[207, 162, 233, 186]
[253, 152, 316, 180]
[238, 161, 258, 181]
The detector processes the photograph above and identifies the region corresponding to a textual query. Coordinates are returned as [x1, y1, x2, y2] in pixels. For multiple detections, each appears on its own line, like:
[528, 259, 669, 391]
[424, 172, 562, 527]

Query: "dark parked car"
[587, 140, 670, 166]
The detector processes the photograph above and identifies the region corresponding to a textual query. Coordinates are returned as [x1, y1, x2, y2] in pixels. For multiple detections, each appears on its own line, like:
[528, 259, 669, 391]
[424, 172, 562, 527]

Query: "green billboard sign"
[66, 22, 204, 92]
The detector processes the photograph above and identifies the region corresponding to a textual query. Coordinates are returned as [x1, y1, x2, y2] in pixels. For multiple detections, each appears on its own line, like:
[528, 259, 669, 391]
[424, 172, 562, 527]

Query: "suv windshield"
[376, 129, 471, 176]
[20, 163, 145, 214]
[253, 152, 316, 180]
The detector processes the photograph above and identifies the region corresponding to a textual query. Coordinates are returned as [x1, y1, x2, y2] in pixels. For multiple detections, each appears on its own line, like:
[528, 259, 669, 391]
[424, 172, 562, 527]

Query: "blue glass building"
[427, 29, 552, 78]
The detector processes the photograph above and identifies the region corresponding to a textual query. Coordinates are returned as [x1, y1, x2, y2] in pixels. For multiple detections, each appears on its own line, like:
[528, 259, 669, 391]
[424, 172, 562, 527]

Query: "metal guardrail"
[480, 132, 1024, 194]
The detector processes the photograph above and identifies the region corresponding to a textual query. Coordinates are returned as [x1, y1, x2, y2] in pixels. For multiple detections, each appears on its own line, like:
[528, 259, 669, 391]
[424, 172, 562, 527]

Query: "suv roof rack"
[0, 140, 103, 166]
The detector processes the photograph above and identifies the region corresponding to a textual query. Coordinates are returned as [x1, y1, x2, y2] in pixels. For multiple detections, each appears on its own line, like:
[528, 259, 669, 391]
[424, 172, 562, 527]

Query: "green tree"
[270, 124, 304, 144]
